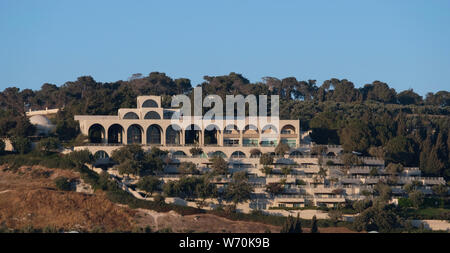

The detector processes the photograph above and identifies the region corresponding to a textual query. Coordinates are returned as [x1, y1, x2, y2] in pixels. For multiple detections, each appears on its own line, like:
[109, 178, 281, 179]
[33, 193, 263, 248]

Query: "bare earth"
[0, 166, 356, 233]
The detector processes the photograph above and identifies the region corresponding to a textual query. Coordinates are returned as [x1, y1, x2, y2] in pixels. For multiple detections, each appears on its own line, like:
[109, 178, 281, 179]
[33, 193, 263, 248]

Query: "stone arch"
[281, 124, 296, 134]
[243, 124, 259, 134]
[210, 151, 227, 158]
[94, 150, 109, 159]
[147, 124, 163, 144]
[172, 150, 187, 157]
[166, 124, 181, 145]
[204, 124, 221, 145]
[185, 124, 201, 145]
[108, 124, 124, 144]
[123, 112, 139, 119]
[144, 111, 161, 120]
[88, 124, 105, 143]
[127, 124, 143, 144]
[224, 124, 240, 134]
[142, 99, 158, 108]
[261, 124, 278, 134]
[289, 150, 303, 157]
[231, 151, 246, 158]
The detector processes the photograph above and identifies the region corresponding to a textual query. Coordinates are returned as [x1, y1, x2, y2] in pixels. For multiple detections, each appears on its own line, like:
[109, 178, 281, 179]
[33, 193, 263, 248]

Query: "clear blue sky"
[1, 0, 449, 95]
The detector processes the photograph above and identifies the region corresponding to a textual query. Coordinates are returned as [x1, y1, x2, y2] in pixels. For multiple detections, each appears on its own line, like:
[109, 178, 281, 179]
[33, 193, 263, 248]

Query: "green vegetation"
[54, 176, 72, 191]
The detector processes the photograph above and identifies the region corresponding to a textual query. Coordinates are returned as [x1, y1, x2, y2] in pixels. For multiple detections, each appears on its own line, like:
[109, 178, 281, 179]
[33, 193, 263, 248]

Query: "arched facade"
[127, 124, 143, 144]
[108, 124, 124, 144]
[185, 124, 201, 145]
[166, 125, 181, 145]
[204, 124, 220, 145]
[75, 95, 301, 159]
[88, 124, 105, 143]
[147, 124, 162, 144]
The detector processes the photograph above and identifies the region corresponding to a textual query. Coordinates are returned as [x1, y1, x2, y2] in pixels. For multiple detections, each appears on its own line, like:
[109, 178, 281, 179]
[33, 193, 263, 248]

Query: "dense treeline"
[0, 72, 449, 178]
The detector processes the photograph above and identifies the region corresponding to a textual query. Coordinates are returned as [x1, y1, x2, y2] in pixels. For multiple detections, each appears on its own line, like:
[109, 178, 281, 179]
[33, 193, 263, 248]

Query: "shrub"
[54, 176, 72, 191]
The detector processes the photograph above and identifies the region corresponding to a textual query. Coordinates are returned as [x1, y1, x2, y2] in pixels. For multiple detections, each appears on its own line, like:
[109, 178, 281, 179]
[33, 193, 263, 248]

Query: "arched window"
[281, 125, 296, 134]
[243, 124, 259, 134]
[210, 151, 227, 158]
[166, 125, 181, 145]
[185, 124, 201, 145]
[108, 124, 124, 144]
[88, 124, 105, 143]
[204, 124, 220, 145]
[262, 124, 278, 134]
[147, 124, 162, 144]
[231, 151, 246, 158]
[127, 124, 143, 144]
[94, 150, 109, 159]
[123, 112, 139, 119]
[224, 124, 239, 134]
[144, 111, 161, 119]
[142, 99, 158, 108]
[173, 151, 187, 157]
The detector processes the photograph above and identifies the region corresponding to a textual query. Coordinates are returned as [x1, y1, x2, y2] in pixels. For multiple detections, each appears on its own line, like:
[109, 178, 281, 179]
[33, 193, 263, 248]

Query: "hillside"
[0, 165, 358, 233]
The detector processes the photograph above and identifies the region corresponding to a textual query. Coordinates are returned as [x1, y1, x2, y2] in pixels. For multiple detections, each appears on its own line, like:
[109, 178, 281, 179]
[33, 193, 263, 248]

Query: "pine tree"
[311, 215, 319, 233]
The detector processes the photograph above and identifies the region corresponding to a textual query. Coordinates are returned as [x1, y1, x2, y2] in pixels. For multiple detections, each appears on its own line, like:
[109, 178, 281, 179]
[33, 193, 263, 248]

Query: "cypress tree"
[311, 215, 319, 233]
[293, 213, 302, 233]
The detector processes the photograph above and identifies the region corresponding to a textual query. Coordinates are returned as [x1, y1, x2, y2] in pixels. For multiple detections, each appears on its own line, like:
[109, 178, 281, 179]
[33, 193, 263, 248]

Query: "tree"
[195, 178, 217, 207]
[310, 215, 319, 233]
[178, 162, 199, 175]
[137, 176, 161, 197]
[397, 89, 422, 105]
[249, 148, 262, 158]
[404, 180, 422, 193]
[189, 147, 203, 156]
[37, 137, 60, 154]
[328, 210, 343, 226]
[281, 214, 302, 233]
[432, 184, 448, 208]
[281, 166, 292, 176]
[352, 199, 372, 213]
[341, 153, 363, 168]
[311, 145, 328, 156]
[210, 156, 228, 176]
[54, 176, 72, 191]
[259, 153, 273, 166]
[275, 143, 290, 156]
[368, 146, 385, 159]
[260, 166, 273, 176]
[265, 183, 284, 195]
[0, 139, 5, 154]
[66, 150, 93, 167]
[408, 190, 424, 209]
[385, 163, 404, 176]
[362, 81, 397, 103]
[384, 136, 417, 166]
[374, 183, 392, 202]
[340, 121, 372, 153]
[353, 204, 404, 232]
[223, 172, 253, 206]
[11, 136, 32, 154]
